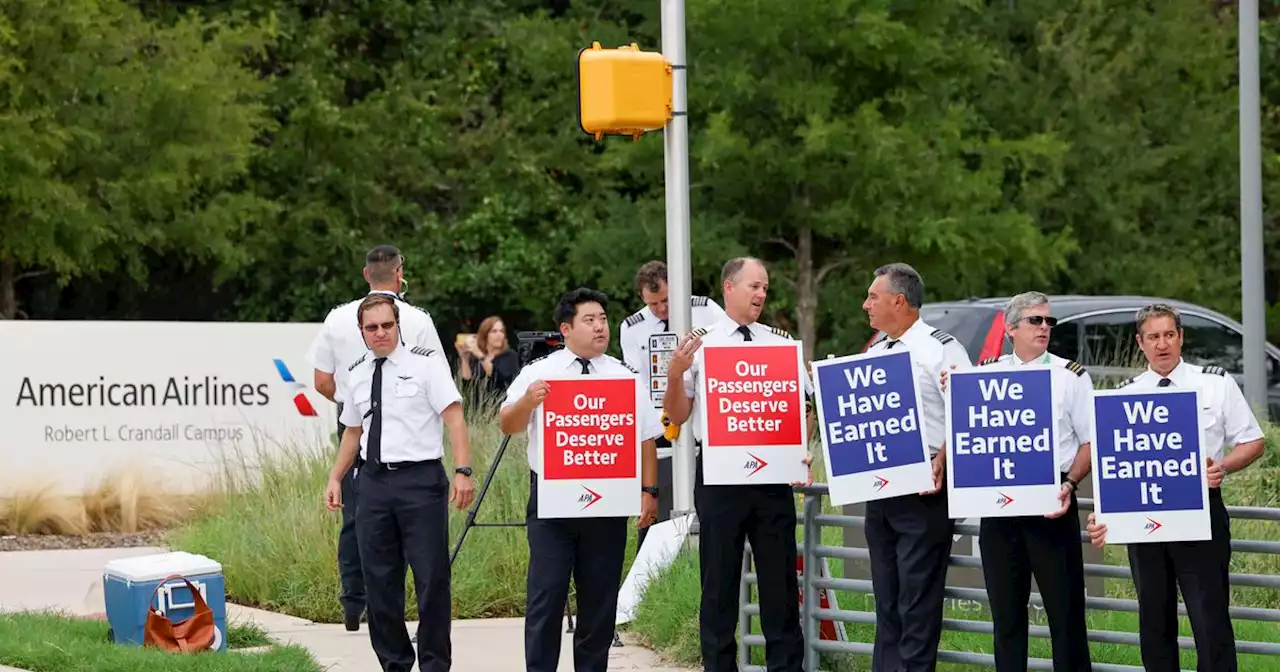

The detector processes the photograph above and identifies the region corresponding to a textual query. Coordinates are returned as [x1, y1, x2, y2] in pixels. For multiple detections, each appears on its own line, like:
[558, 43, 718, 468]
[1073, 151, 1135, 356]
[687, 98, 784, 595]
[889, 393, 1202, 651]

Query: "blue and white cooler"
[102, 551, 228, 652]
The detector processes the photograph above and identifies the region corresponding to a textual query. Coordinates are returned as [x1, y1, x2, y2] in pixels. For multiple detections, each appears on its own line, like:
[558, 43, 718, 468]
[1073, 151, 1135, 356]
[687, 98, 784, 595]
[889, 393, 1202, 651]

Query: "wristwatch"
[641, 485, 659, 498]
[455, 466, 474, 477]
[1065, 477, 1079, 492]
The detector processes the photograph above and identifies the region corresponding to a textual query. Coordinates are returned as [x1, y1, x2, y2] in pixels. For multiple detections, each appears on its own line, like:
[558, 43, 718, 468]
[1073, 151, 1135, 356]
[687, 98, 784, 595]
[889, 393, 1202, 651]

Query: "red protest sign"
[703, 343, 804, 447]
[539, 377, 638, 481]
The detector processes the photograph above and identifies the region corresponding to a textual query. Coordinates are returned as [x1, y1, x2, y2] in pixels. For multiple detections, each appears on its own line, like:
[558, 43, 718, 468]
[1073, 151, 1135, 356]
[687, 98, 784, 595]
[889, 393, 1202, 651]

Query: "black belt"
[372, 459, 438, 471]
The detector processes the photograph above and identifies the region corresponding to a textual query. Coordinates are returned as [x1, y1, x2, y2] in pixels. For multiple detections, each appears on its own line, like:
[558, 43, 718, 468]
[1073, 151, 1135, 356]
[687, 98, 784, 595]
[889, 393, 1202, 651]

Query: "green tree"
[0, 0, 274, 318]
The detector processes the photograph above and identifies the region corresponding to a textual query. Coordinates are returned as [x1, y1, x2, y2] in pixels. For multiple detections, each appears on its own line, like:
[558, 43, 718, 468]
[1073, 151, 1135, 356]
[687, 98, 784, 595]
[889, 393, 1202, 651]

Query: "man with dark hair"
[305, 244, 448, 630]
[619, 260, 726, 550]
[1086, 302, 1266, 672]
[500, 287, 663, 672]
[324, 293, 474, 672]
[859, 261, 971, 672]
[664, 257, 815, 672]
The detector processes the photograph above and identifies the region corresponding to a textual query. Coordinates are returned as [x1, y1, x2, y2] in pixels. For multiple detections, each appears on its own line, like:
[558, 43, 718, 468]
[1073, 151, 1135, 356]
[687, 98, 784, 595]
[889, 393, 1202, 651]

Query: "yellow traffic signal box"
[576, 42, 673, 141]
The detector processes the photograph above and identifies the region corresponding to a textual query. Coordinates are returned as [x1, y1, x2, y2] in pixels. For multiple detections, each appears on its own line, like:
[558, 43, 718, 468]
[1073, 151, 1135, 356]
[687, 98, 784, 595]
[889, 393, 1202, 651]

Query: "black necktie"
[368, 357, 386, 465]
[737, 325, 753, 341]
[886, 339, 898, 350]
[1158, 378, 1172, 387]
[660, 320, 668, 331]
[576, 357, 592, 375]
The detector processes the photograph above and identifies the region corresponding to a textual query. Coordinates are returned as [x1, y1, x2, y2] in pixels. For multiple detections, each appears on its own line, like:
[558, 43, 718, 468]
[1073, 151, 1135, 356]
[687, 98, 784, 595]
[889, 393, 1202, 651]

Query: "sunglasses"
[1022, 316, 1058, 327]
[362, 321, 398, 333]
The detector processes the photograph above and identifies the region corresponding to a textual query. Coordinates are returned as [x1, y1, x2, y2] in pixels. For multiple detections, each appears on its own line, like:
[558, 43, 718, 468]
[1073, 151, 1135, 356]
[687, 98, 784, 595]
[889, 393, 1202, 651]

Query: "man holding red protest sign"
[663, 257, 815, 672]
[499, 287, 663, 672]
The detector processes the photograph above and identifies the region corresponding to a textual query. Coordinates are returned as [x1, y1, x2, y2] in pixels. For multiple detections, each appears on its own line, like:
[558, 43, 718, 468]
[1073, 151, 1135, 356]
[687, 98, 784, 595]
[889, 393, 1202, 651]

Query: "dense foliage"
[4, 0, 1279, 359]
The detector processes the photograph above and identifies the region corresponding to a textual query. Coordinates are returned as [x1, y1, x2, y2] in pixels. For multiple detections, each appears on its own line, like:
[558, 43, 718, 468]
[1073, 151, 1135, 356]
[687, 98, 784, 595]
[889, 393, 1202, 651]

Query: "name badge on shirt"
[395, 379, 420, 397]
[648, 332, 678, 409]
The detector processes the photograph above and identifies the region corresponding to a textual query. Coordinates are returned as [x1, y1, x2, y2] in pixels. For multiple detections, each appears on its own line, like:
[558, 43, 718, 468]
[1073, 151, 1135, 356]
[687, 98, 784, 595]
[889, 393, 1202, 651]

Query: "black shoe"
[344, 607, 363, 632]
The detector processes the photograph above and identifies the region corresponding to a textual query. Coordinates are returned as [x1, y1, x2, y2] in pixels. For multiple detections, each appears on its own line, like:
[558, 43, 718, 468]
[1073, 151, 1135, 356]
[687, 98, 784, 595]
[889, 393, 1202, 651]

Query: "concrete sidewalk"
[0, 547, 693, 671]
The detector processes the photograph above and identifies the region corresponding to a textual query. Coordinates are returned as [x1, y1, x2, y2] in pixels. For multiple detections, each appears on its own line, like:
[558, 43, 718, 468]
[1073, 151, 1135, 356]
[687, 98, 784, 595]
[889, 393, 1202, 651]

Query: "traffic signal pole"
[1239, 0, 1267, 413]
[660, 0, 697, 522]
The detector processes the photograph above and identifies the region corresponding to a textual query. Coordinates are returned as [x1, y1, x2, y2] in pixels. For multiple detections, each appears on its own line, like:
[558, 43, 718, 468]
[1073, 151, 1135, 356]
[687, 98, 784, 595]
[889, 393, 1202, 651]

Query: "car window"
[1080, 311, 1144, 368]
[1048, 318, 1083, 362]
[1180, 314, 1244, 373]
[919, 305, 999, 360]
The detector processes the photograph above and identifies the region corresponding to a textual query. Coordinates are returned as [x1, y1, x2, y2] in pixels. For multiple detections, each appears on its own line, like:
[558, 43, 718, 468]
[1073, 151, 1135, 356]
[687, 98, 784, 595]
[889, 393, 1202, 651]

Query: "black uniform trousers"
[1128, 487, 1235, 672]
[637, 437, 675, 551]
[979, 477, 1090, 672]
[694, 456, 804, 672]
[863, 481, 954, 672]
[356, 459, 452, 672]
[336, 405, 365, 616]
[525, 471, 628, 672]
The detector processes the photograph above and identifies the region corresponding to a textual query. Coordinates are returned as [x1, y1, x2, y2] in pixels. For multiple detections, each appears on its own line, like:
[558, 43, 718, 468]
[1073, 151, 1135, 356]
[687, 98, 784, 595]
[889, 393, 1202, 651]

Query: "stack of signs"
[1089, 387, 1210, 544]
[810, 350, 933, 505]
[945, 366, 1060, 518]
[536, 375, 642, 519]
[696, 341, 808, 485]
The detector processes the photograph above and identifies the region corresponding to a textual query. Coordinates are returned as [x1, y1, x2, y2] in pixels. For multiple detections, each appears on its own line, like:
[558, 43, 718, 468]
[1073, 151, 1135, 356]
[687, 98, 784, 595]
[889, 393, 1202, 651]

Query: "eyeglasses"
[1022, 316, 1058, 327]
[363, 321, 397, 333]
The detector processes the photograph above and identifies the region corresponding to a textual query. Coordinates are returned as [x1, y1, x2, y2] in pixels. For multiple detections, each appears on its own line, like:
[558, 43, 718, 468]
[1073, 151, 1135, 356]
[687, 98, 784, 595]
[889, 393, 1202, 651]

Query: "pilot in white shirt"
[1087, 303, 1266, 672]
[662, 257, 812, 672]
[856, 262, 971, 672]
[323, 293, 473, 672]
[970, 292, 1092, 672]
[304, 243, 446, 633]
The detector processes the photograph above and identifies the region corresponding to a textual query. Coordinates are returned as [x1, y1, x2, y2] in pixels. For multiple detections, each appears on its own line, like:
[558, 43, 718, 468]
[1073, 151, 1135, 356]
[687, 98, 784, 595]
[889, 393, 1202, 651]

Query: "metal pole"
[1240, 0, 1267, 412]
[661, 0, 696, 519]
[802, 496, 820, 672]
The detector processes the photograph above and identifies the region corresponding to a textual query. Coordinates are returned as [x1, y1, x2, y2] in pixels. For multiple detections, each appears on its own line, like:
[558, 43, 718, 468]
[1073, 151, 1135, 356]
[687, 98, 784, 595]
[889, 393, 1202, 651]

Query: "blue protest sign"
[945, 366, 1060, 518]
[810, 349, 933, 505]
[1089, 387, 1210, 544]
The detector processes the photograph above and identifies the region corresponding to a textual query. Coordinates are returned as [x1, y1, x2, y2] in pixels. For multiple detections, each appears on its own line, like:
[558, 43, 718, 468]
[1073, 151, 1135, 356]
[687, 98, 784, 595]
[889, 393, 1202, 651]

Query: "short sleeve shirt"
[337, 344, 462, 463]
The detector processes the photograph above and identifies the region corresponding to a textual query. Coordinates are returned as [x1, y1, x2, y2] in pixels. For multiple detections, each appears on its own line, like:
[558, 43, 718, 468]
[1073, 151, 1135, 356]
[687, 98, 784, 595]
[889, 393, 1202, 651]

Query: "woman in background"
[457, 316, 519, 410]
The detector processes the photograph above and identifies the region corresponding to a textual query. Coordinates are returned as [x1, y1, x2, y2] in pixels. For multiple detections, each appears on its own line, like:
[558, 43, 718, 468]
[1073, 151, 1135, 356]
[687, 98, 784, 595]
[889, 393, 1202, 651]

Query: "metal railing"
[737, 484, 1280, 671]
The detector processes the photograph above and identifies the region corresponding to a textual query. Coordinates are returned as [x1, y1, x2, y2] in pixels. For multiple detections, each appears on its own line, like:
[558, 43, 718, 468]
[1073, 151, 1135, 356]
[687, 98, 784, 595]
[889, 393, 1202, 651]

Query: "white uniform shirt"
[979, 351, 1093, 473]
[680, 317, 814, 449]
[620, 295, 727, 458]
[1119, 358, 1264, 463]
[305, 291, 447, 404]
[502, 348, 665, 473]
[337, 344, 461, 463]
[865, 318, 972, 456]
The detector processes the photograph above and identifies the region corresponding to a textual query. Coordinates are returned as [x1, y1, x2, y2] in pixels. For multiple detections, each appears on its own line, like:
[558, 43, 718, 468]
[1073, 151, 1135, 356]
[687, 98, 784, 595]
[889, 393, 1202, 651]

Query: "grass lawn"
[0, 611, 320, 672]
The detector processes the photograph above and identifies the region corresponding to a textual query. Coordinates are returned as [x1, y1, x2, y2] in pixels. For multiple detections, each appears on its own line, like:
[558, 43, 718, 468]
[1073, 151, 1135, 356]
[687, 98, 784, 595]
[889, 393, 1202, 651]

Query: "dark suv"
[864, 295, 1280, 422]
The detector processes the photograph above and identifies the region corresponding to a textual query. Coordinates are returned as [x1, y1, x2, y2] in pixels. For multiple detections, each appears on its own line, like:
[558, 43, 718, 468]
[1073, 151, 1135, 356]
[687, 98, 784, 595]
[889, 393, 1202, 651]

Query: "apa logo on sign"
[996, 492, 1015, 508]
[1144, 518, 1163, 534]
[744, 453, 768, 477]
[872, 476, 889, 491]
[578, 487, 603, 510]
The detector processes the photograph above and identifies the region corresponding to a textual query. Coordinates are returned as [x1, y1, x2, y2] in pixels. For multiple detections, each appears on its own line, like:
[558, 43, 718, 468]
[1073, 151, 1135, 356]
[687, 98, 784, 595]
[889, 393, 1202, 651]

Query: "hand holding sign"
[525, 380, 551, 406]
[668, 331, 703, 380]
[1207, 457, 1225, 488]
[1085, 512, 1108, 548]
[1045, 483, 1073, 519]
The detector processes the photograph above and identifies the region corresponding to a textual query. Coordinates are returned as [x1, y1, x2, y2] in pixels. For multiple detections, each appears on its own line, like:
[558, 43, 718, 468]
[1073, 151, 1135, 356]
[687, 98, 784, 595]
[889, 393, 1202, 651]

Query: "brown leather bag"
[143, 574, 216, 653]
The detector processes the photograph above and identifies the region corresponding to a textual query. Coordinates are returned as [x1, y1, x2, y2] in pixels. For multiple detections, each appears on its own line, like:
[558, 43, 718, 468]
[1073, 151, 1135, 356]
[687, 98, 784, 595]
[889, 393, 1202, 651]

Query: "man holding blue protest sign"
[1086, 303, 1266, 672]
[859, 263, 971, 672]
[963, 292, 1094, 672]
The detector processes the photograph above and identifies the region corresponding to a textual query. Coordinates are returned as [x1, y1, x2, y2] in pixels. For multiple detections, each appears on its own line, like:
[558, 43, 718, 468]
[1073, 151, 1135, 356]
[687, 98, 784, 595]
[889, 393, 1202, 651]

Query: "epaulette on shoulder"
[767, 325, 793, 340]
[624, 311, 645, 327]
[691, 295, 709, 307]
[347, 353, 367, 372]
[1203, 365, 1228, 376]
[691, 326, 709, 338]
[1064, 360, 1087, 377]
[409, 346, 435, 357]
[929, 328, 956, 345]
[979, 356, 1001, 366]
[1116, 376, 1137, 389]
[525, 352, 553, 367]
[610, 355, 640, 375]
